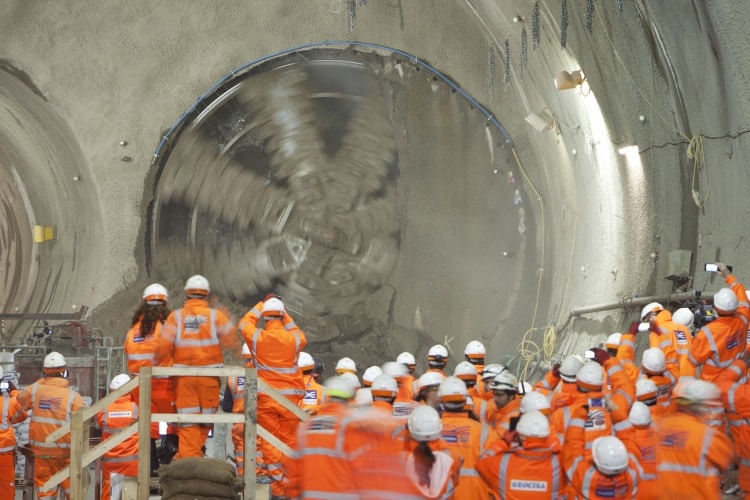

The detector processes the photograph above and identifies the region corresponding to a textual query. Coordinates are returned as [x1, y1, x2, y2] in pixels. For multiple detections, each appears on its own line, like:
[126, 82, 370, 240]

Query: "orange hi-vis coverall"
[618, 333, 677, 415]
[403, 437, 461, 500]
[224, 374, 261, 478]
[346, 400, 423, 498]
[96, 395, 139, 500]
[159, 298, 238, 459]
[630, 423, 657, 500]
[474, 394, 497, 424]
[299, 372, 323, 415]
[440, 410, 499, 499]
[476, 434, 565, 500]
[655, 408, 734, 499]
[533, 369, 582, 412]
[124, 316, 175, 439]
[689, 274, 750, 381]
[0, 390, 26, 499]
[651, 309, 694, 377]
[616, 334, 641, 381]
[288, 401, 359, 500]
[240, 301, 306, 497]
[488, 397, 521, 432]
[562, 410, 641, 500]
[716, 359, 750, 498]
[16, 377, 83, 499]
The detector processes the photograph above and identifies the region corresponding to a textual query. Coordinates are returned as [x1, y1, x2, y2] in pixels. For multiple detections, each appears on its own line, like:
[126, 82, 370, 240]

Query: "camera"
[691, 290, 716, 328]
[0, 382, 9, 392]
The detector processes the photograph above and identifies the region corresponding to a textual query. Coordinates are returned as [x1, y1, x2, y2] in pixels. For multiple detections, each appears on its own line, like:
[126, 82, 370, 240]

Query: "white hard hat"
[354, 388, 373, 407]
[454, 361, 478, 381]
[0, 367, 4, 380]
[516, 410, 550, 438]
[592, 436, 629, 475]
[628, 401, 652, 427]
[339, 372, 361, 389]
[520, 391, 551, 414]
[397, 352, 416, 366]
[641, 348, 666, 374]
[636, 378, 658, 403]
[110, 374, 131, 391]
[324, 376, 356, 400]
[184, 275, 210, 295]
[464, 340, 486, 358]
[43, 352, 67, 371]
[481, 363, 506, 381]
[261, 298, 285, 317]
[437, 376, 468, 402]
[370, 374, 398, 399]
[335, 357, 357, 374]
[672, 307, 694, 328]
[605, 333, 622, 350]
[576, 362, 603, 391]
[428, 344, 449, 360]
[673, 379, 722, 406]
[298, 352, 314, 370]
[418, 371, 445, 392]
[241, 343, 253, 360]
[408, 405, 442, 442]
[143, 283, 168, 303]
[362, 366, 384, 386]
[490, 371, 518, 392]
[381, 361, 408, 379]
[518, 381, 532, 395]
[714, 288, 738, 315]
[640, 302, 663, 321]
[559, 354, 584, 383]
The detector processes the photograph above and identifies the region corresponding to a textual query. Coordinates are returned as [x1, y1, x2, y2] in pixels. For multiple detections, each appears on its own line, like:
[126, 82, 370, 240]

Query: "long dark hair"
[413, 441, 436, 487]
[130, 301, 171, 338]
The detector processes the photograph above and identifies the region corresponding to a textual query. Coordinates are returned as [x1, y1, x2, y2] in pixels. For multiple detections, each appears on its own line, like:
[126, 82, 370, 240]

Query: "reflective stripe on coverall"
[441, 410, 499, 499]
[96, 396, 139, 500]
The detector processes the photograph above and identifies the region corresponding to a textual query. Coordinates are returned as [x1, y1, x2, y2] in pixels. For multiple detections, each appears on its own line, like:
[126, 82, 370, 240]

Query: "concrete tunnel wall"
[1, 1, 750, 377]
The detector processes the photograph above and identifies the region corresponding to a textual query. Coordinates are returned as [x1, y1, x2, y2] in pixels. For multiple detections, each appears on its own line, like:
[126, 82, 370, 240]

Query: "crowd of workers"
[4, 260, 750, 499]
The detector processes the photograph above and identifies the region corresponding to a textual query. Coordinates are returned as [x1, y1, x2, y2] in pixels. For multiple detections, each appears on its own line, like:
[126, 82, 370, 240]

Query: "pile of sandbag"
[159, 457, 243, 499]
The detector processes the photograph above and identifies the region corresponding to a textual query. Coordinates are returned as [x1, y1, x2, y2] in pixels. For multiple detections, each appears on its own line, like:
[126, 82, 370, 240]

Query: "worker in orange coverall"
[123, 282, 176, 474]
[640, 302, 694, 377]
[239, 294, 305, 499]
[0, 367, 26, 499]
[654, 379, 734, 499]
[533, 354, 585, 412]
[627, 402, 658, 500]
[15, 352, 84, 499]
[157, 274, 239, 460]
[96, 374, 139, 500]
[715, 359, 750, 499]
[476, 410, 565, 499]
[297, 352, 324, 415]
[688, 262, 749, 381]
[221, 343, 256, 477]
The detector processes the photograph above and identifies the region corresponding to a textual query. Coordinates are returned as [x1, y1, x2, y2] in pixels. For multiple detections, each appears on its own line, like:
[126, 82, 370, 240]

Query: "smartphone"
[705, 263, 734, 272]
[0, 382, 8, 390]
[509, 416, 520, 432]
[584, 350, 596, 359]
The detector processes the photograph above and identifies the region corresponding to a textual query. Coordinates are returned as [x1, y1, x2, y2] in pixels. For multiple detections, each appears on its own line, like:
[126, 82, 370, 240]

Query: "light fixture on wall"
[554, 70, 586, 90]
[525, 111, 555, 132]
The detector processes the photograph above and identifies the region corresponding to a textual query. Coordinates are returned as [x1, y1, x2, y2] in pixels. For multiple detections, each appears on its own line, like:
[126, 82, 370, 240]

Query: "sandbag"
[160, 478, 239, 499]
[160, 457, 236, 484]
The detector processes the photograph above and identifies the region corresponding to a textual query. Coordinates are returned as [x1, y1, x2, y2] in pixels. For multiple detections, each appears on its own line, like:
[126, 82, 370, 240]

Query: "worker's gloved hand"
[590, 347, 610, 365]
[627, 320, 641, 336]
[551, 363, 561, 378]
[264, 293, 281, 302]
[501, 430, 518, 446]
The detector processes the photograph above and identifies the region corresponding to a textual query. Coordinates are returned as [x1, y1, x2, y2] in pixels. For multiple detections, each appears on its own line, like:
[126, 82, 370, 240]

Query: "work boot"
[150, 438, 159, 476]
[159, 434, 179, 464]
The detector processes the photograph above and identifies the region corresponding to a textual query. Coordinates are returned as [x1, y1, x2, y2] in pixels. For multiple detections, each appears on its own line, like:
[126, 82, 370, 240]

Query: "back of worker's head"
[43, 351, 67, 377]
[417, 371, 445, 393]
[362, 366, 383, 388]
[592, 436, 628, 475]
[714, 288, 738, 316]
[464, 340, 486, 365]
[339, 372, 361, 390]
[143, 283, 168, 305]
[396, 352, 416, 373]
[641, 348, 666, 375]
[605, 333, 622, 356]
[323, 376, 356, 401]
[312, 356, 325, 376]
[635, 378, 658, 406]
[261, 297, 285, 319]
[640, 302, 663, 322]
[628, 401, 652, 428]
[381, 361, 408, 381]
[453, 361, 478, 387]
[673, 379, 722, 416]
[520, 391, 551, 415]
[427, 344, 449, 369]
[576, 362, 603, 393]
[370, 374, 398, 403]
[437, 376, 468, 411]
[354, 388, 373, 408]
[184, 275, 210, 298]
[481, 364, 506, 384]
[408, 405, 442, 442]
[672, 307, 694, 328]
[335, 357, 357, 375]
[516, 410, 550, 440]
[298, 352, 314, 373]
[110, 374, 131, 392]
[559, 354, 584, 383]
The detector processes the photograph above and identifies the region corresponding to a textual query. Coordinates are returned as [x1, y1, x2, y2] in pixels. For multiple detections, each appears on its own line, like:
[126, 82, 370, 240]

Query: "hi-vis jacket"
[124, 316, 172, 375]
[533, 370, 580, 412]
[715, 359, 750, 495]
[159, 298, 238, 367]
[299, 373, 324, 415]
[631, 424, 657, 500]
[440, 410, 499, 500]
[16, 378, 84, 457]
[240, 301, 306, 400]
[689, 274, 750, 381]
[95, 395, 139, 461]
[650, 310, 692, 377]
[0, 392, 25, 453]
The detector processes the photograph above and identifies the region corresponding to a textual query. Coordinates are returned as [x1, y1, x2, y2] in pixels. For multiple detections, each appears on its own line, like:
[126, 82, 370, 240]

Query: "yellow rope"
[516, 323, 558, 381]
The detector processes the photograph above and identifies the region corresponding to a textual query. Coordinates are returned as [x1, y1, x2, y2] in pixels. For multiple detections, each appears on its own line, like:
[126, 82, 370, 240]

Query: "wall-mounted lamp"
[525, 111, 555, 133]
[554, 70, 586, 91]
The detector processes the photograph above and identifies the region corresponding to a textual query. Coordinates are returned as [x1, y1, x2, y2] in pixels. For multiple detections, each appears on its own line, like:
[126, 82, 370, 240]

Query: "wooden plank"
[137, 366, 153, 500]
[152, 366, 243, 378]
[69, 410, 84, 499]
[46, 376, 140, 443]
[258, 379, 308, 421]
[244, 367, 257, 500]
[152, 413, 243, 424]
[257, 425, 293, 457]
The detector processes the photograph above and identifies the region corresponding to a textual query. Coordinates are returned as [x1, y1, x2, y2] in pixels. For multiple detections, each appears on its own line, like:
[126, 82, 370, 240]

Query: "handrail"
[41, 364, 307, 500]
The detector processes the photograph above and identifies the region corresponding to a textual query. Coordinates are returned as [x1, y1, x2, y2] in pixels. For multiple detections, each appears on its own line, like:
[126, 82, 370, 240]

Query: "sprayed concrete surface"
[1, 0, 750, 389]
